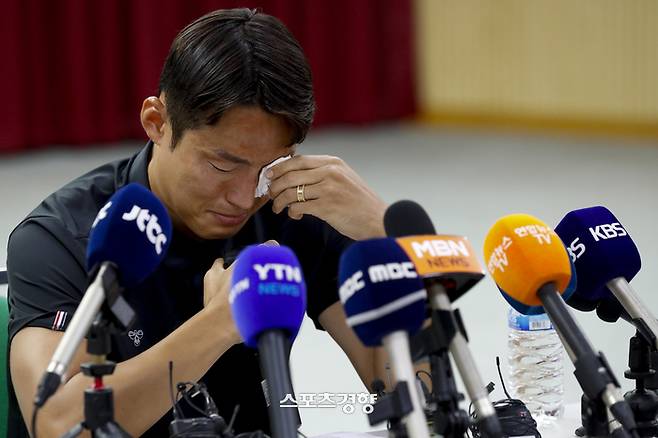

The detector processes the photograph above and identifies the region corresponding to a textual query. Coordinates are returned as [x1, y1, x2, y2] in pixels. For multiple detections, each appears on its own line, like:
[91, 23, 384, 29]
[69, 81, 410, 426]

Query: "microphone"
[35, 183, 172, 407]
[338, 237, 430, 438]
[384, 200, 484, 302]
[229, 244, 306, 438]
[384, 201, 503, 437]
[498, 255, 578, 315]
[484, 213, 638, 437]
[555, 206, 658, 349]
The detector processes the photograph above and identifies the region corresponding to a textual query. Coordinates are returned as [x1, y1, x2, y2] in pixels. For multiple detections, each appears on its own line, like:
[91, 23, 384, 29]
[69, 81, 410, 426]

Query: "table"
[311, 403, 584, 438]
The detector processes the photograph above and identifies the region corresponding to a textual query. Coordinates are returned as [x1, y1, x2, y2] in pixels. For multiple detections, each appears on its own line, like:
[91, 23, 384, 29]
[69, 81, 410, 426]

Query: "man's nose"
[225, 172, 258, 211]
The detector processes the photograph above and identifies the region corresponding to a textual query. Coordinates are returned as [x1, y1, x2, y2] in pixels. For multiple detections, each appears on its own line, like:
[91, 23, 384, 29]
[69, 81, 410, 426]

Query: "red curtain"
[0, 0, 415, 153]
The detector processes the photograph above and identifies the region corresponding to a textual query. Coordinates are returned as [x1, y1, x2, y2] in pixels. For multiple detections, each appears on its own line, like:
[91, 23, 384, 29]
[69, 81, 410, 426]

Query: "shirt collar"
[127, 140, 153, 188]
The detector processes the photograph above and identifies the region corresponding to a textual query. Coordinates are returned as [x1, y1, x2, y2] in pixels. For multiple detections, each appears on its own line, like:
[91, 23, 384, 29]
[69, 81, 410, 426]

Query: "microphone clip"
[367, 380, 415, 438]
[410, 307, 468, 361]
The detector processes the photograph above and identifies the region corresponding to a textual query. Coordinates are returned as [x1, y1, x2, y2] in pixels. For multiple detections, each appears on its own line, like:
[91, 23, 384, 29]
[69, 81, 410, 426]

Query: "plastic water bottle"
[507, 307, 565, 426]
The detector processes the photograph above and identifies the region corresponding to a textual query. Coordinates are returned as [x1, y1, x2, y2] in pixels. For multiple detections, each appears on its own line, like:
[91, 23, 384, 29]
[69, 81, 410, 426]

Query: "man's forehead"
[211, 145, 295, 168]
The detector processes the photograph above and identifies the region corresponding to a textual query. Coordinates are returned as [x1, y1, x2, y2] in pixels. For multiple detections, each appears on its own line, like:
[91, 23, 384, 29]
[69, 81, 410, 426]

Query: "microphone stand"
[622, 332, 658, 437]
[410, 308, 470, 437]
[60, 276, 136, 438]
[367, 380, 414, 438]
[430, 351, 470, 437]
[577, 330, 658, 438]
[578, 395, 616, 438]
[648, 349, 658, 393]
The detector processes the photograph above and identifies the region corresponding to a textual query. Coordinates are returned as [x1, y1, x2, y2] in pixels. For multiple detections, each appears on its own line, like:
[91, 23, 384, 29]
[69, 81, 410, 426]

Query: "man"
[7, 8, 393, 437]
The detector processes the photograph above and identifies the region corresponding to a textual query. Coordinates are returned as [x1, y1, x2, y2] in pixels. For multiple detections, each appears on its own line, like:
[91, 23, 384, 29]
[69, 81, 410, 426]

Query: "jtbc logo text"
[122, 206, 167, 254]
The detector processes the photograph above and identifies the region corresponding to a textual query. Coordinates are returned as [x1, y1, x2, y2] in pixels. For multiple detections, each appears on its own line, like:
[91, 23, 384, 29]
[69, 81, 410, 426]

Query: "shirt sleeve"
[6, 218, 88, 343]
[303, 223, 354, 330]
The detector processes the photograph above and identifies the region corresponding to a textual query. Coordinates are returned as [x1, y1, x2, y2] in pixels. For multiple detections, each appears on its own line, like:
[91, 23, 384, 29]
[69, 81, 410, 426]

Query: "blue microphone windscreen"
[86, 183, 172, 287]
[498, 255, 578, 315]
[554, 206, 641, 304]
[338, 238, 427, 347]
[229, 245, 307, 348]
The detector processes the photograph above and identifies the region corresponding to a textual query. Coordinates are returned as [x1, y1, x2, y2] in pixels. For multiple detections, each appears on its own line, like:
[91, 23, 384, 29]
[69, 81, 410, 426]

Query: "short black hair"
[158, 8, 315, 148]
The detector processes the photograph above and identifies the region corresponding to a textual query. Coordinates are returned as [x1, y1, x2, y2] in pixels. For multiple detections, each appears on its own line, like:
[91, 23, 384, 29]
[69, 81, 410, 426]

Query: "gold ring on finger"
[296, 184, 306, 202]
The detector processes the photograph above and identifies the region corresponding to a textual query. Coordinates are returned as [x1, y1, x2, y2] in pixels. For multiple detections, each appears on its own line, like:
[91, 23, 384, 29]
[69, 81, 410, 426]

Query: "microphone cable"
[169, 360, 234, 438]
[31, 405, 40, 438]
[468, 357, 541, 438]
[168, 361, 292, 438]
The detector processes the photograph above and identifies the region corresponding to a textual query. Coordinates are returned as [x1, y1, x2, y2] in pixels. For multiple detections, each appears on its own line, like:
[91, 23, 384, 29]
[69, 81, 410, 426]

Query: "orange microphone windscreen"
[483, 214, 571, 306]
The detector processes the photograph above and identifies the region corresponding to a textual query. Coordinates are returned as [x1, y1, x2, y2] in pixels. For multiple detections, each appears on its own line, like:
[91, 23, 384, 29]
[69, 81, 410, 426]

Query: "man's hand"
[267, 155, 387, 241]
[203, 257, 241, 344]
[203, 240, 280, 344]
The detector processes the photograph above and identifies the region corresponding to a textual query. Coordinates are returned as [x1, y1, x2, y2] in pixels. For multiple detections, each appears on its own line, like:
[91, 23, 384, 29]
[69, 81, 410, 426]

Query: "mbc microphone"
[484, 213, 638, 437]
[555, 206, 658, 350]
[384, 201, 503, 438]
[35, 183, 172, 407]
[230, 244, 306, 438]
[338, 238, 431, 438]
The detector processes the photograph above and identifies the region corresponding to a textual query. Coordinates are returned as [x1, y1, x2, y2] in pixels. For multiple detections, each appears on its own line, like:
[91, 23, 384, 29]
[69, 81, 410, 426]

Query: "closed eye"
[208, 161, 234, 173]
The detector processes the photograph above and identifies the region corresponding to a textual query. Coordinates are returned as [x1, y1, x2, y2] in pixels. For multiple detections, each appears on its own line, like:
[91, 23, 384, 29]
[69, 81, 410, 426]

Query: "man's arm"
[11, 259, 238, 438]
[318, 301, 432, 394]
[266, 154, 433, 390]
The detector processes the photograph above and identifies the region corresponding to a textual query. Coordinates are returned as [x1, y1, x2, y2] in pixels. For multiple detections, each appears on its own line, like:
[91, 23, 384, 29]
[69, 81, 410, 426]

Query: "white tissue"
[255, 155, 292, 198]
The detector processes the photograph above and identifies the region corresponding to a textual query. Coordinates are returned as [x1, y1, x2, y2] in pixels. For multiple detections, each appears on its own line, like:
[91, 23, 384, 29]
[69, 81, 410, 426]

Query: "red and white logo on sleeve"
[52, 310, 68, 331]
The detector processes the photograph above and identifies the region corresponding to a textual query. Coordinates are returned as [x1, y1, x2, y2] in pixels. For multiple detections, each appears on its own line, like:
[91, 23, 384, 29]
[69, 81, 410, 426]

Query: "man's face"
[149, 105, 294, 240]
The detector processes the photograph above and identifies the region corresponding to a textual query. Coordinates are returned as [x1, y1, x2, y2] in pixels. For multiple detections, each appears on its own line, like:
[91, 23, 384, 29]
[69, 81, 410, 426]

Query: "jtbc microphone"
[384, 200, 503, 438]
[338, 238, 430, 438]
[230, 244, 306, 438]
[555, 206, 658, 350]
[484, 213, 638, 437]
[35, 183, 172, 407]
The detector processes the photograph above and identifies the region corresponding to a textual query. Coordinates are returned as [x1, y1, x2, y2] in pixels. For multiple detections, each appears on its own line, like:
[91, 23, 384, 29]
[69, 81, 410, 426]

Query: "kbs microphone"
[555, 206, 658, 350]
[230, 244, 306, 438]
[338, 238, 430, 438]
[35, 183, 172, 407]
[384, 201, 503, 438]
[484, 213, 638, 437]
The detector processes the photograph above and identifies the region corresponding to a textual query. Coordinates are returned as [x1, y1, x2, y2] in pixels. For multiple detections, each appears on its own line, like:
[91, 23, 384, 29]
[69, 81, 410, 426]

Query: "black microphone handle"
[257, 330, 298, 438]
[537, 283, 597, 363]
[538, 283, 637, 434]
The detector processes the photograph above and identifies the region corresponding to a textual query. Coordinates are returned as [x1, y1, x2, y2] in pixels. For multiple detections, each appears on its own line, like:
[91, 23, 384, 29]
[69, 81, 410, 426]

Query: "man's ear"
[140, 96, 167, 146]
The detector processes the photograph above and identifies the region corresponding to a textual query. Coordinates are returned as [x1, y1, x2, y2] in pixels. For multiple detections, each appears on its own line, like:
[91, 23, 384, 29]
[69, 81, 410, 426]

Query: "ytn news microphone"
[484, 213, 638, 437]
[384, 201, 503, 438]
[339, 238, 431, 438]
[230, 244, 306, 438]
[555, 206, 658, 350]
[35, 183, 172, 407]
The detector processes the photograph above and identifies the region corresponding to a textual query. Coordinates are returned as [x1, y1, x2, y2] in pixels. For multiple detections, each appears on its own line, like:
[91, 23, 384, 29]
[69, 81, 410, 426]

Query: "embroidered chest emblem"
[128, 329, 144, 347]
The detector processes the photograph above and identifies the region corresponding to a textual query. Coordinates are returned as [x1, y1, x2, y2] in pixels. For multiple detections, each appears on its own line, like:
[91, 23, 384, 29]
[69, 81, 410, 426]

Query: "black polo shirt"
[6, 142, 353, 437]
